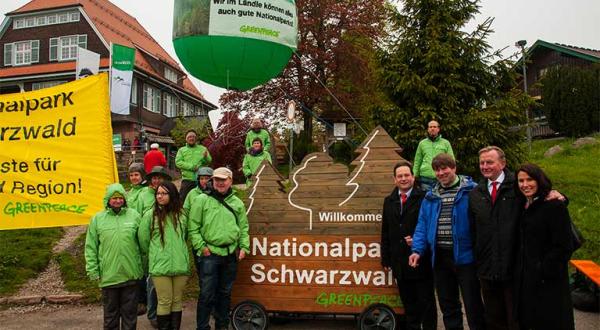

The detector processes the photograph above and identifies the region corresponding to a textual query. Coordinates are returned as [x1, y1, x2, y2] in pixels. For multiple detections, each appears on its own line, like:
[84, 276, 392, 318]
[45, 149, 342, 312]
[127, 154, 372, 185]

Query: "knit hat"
[128, 162, 145, 176]
[197, 167, 214, 177]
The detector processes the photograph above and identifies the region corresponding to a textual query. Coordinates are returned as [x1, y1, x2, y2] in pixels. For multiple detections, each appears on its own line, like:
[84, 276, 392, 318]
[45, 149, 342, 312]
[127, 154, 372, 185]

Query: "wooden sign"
[232, 126, 406, 315]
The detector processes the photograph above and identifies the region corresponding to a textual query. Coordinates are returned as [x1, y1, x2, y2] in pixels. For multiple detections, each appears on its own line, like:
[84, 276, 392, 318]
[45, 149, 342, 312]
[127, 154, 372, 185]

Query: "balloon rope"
[292, 50, 368, 136]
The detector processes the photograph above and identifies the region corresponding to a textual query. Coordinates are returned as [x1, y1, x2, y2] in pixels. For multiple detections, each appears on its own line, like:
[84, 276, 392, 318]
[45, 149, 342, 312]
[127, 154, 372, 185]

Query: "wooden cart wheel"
[232, 300, 268, 330]
[357, 303, 397, 330]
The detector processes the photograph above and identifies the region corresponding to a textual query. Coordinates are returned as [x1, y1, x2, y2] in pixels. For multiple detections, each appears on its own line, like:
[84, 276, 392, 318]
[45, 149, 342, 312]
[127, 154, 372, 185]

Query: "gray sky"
[2, 0, 599, 107]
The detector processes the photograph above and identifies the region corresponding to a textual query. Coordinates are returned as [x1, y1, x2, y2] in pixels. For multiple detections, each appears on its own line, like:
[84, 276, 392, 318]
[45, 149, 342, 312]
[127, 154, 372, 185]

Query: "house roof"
[521, 40, 600, 64]
[6, 0, 207, 102]
[0, 58, 110, 79]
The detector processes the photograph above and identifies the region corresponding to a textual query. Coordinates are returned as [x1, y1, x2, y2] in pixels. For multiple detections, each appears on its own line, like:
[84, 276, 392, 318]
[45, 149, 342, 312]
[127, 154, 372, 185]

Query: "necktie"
[401, 193, 407, 206]
[491, 181, 498, 204]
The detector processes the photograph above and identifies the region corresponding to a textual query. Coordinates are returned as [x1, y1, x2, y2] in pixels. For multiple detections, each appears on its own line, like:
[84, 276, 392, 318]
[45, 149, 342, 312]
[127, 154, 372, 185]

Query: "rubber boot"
[170, 311, 182, 330]
[156, 314, 172, 330]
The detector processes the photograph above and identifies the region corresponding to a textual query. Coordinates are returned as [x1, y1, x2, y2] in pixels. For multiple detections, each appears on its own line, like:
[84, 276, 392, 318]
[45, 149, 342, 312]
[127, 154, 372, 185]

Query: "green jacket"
[85, 183, 143, 287]
[245, 129, 271, 152]
[126, 184, 145, 215]
[188, 192, 250, 256]
[175, 144, 212, 181]
[183, 187, 205, 214]
[242, 151, 272, 185]
[138, 186, 156, 216]
[138, 210, 191, 277]
[413, 135, 454, 179]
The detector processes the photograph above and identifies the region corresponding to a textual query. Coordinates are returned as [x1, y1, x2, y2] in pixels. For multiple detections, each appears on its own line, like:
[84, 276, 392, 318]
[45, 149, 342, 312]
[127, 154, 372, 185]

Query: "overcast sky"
[2, 0, 599, 107]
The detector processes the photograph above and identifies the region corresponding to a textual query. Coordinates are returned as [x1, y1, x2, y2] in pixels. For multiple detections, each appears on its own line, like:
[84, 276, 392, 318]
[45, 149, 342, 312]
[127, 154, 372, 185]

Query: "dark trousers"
[180, 180, 196, 202]
[195, 253, 238, 330]
[137, 276, 147, 304]
[434, 249, 486, 330]
[396, 276, 437, 330]
[102, 283, 138, 330]
[480, 279, 519, 330]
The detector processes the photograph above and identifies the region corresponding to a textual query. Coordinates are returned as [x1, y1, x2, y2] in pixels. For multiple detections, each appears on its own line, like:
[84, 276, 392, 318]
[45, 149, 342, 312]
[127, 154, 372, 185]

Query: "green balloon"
[173, 0, 298, 91]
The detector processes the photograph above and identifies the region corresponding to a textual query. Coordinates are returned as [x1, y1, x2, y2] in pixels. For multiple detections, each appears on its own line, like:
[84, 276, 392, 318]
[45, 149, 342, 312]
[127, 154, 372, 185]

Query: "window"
[163, 94, 179, 117]
[13, 11, 79, 29]
[164, 67, 178, 83]
[182, 101, 193, 116]
[4, 40, 39, 66]
[32, 81, 66, 91]
[49, 35, 87, 61]
[143, 84, 161, 113]
[130, 78, 138, 104]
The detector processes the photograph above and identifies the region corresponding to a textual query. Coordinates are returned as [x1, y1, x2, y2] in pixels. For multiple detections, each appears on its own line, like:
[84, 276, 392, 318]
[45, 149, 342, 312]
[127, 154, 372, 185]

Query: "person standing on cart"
[381, 161, 437, 330]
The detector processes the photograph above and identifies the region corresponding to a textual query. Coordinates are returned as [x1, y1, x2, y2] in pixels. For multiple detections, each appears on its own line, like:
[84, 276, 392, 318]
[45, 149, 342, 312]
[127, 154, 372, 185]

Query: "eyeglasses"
[156, 192, 169, 196]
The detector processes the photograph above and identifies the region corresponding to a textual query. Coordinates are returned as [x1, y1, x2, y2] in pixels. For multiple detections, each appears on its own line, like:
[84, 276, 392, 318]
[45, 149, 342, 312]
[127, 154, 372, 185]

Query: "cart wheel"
[232, 300, 268, 330]
[358, 303, 397, 330]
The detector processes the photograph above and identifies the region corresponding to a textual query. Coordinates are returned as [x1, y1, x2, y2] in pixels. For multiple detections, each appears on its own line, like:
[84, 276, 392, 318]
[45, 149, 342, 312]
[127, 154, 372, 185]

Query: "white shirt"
[487, 171, 505, 195]
[398, 187, 413, 200]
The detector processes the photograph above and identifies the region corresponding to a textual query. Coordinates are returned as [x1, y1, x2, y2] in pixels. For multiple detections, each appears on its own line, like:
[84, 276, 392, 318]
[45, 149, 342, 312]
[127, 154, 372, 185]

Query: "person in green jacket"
[244, 118, 271, 152]
[175, 129, 212, 202]
[242, 138, 272, 186]
[189, 167, 250, 330]
[85, 183, 143, 330]
[413, 120, 454, 191]
[139, 166, 172, 216]
[138, 181, 190, 330]
[183, 166, 213, 214]
[125, 162, 150, 316]
[137, 165, 172, 326]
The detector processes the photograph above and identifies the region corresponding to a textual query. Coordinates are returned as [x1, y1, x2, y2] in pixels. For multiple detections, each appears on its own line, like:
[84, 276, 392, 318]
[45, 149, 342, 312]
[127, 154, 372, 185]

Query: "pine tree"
[372, 0, 531, 175]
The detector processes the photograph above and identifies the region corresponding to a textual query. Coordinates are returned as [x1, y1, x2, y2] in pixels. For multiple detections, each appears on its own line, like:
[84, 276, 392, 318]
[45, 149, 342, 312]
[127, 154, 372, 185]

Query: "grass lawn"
[0, 228, 63, 296]
[527, 135, 600, 263]
[55, 233, 101, 303]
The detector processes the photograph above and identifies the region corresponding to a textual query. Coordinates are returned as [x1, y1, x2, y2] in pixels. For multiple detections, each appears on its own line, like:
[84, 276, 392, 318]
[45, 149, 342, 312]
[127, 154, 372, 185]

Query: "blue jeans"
[195, 253, 238, 330]
[147, 276, 157, 321]
[419, 177, 437, 192]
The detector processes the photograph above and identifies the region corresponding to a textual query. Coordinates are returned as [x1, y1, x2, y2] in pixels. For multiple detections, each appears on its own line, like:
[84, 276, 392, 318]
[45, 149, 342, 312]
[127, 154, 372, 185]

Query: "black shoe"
[170, 311, 182, 330]
[157, 314, 172, 330]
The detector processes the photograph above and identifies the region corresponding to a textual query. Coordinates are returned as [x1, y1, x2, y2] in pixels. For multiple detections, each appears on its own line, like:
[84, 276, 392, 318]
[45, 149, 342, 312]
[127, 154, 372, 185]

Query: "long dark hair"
[151, 181, 183, 246]
[515, 163, 553, 200]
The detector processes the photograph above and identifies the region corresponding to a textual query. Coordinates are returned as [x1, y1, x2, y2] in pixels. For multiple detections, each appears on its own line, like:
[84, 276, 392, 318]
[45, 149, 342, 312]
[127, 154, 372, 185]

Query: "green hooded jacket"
[188, 192, 250, 256]
[175, 144, 212, 181]
[85, 183, 143, 287]
[138, 209, 191, 277]
[137, 186, 156, 216]
[126, 184, 145, 214]
[183, 187, 205, 214]
[413, 135, 454, 179]
[245, 129, 271, 151]
[242, 151, 272, 185]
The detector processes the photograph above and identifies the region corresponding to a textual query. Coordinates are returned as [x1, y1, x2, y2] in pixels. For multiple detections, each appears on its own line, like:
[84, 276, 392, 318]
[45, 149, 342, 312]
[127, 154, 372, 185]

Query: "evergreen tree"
[372, 0, 530, 176]
[541, 64, 600, 137]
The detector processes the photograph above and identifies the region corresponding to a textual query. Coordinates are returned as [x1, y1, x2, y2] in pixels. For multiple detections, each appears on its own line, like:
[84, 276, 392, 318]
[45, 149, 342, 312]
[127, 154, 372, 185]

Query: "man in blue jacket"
[409, 153, 485, 330]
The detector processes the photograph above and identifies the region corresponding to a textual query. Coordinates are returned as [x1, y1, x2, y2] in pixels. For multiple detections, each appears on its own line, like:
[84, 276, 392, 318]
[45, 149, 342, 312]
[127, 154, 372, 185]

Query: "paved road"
[0, 300, 597, 329]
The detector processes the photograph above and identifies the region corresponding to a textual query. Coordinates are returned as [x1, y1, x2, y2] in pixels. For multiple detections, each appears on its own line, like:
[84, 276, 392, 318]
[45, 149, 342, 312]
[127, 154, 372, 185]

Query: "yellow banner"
[0, 73, 118, 230]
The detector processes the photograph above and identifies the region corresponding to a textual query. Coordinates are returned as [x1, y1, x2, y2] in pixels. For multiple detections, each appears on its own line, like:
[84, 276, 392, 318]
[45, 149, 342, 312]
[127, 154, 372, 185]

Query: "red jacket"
[144, 149, 166, 173]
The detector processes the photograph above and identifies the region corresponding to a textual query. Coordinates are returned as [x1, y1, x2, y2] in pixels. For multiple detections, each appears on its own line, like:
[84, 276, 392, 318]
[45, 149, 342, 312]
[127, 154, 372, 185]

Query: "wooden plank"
[570, 260, 600, 286]
[231, 296, 405, 314]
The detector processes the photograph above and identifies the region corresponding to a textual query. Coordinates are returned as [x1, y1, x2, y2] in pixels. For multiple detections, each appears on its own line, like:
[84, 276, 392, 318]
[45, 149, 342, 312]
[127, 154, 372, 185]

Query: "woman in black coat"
[514, 163, 574, 330]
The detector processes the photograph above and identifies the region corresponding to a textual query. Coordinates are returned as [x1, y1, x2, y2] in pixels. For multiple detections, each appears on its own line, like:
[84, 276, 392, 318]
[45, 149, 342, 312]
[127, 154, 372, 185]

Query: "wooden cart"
[231, 127, 407, 329]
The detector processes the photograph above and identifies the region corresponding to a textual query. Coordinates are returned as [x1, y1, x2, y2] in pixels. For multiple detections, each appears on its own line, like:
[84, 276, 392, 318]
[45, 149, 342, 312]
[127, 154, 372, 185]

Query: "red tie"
[401, 193, 407, 206]
[491, 181, 498, 204]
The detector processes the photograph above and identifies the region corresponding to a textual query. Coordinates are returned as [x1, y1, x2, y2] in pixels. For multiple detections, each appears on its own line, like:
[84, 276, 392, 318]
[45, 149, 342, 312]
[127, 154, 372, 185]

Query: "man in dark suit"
[381, 161, 437, 330]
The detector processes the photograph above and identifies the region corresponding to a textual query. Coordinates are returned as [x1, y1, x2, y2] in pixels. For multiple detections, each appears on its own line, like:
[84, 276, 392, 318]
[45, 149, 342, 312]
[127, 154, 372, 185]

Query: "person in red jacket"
[144, 143, 167, 174]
